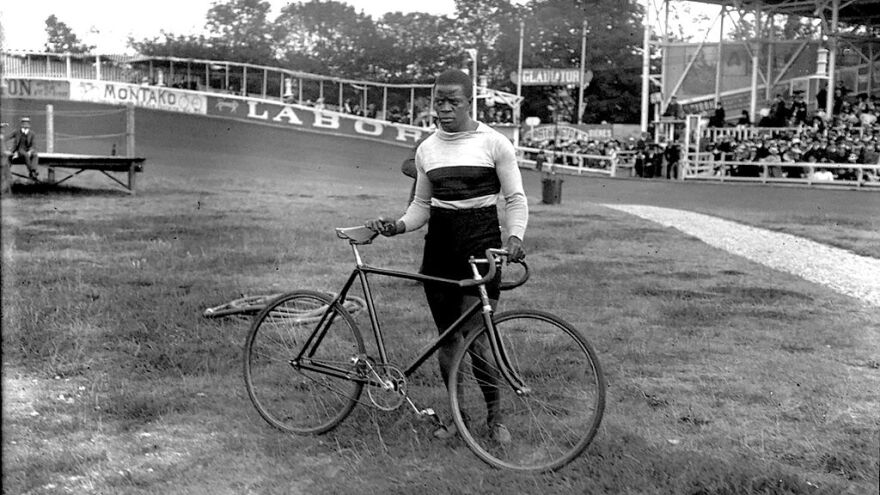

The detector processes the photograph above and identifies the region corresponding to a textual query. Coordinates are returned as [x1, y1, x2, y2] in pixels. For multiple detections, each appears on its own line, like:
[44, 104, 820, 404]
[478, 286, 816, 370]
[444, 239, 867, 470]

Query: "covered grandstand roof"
[693, 0, 880, 26]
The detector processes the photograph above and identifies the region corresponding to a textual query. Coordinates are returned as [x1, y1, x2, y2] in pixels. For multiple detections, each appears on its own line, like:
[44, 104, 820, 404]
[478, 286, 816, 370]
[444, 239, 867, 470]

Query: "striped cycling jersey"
[399, 123, 528, 240]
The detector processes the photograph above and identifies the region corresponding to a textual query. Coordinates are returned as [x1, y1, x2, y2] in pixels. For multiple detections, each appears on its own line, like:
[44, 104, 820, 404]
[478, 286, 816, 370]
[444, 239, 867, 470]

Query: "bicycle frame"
[292, 241, 530, 395]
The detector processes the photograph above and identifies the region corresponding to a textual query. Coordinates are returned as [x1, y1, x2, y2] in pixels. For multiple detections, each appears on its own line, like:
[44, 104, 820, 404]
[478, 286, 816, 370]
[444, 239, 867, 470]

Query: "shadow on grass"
[8, 182, 131, 197]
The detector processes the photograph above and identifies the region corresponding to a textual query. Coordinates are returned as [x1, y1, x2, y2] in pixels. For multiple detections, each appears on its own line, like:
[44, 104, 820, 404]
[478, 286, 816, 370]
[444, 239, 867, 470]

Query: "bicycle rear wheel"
[448, 310, 605, 472]
[244, 290, 365, 434]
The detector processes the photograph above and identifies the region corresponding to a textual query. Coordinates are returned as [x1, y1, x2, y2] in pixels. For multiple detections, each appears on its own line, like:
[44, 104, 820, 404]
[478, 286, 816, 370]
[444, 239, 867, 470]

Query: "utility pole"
[578, 19, 587, 125]
[640, 0, 652, 133]
[515, 21, 524, 147]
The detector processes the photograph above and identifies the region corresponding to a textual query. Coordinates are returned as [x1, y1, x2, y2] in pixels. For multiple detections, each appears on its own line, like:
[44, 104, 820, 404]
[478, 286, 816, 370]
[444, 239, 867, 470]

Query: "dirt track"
[3, 97, 878, 254]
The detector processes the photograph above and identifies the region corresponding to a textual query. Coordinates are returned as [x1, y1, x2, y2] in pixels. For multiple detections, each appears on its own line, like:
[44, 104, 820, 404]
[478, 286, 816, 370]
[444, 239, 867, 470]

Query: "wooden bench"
[9, 153, 146, 194]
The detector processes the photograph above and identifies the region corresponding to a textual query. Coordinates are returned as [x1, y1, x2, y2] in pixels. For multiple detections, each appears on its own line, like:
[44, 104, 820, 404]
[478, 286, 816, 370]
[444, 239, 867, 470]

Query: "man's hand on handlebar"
[505, 236, 525, 263]
[365, 217, 404, 237]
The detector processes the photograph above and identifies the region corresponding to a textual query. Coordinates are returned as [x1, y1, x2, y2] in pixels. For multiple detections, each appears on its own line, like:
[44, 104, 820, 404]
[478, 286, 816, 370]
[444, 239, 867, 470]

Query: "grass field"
[2, 132, 879, 494]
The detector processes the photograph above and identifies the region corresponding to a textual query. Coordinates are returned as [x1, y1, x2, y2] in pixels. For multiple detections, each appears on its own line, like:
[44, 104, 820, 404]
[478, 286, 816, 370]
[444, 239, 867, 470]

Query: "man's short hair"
[435, 69, 473, 99]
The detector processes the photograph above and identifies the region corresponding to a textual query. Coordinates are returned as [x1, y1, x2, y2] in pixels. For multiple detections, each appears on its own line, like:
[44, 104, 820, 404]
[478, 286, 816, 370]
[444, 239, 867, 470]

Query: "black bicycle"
[243, 226, 606, 472]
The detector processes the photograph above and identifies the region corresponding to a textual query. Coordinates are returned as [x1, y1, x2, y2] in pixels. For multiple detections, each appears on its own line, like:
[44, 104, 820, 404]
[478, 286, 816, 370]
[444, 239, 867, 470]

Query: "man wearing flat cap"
[7, 117, 39, 180]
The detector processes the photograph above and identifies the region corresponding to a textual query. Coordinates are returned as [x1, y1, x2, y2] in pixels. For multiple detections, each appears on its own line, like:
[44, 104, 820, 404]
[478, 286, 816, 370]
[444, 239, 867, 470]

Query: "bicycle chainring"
[366, 364, 407, 411]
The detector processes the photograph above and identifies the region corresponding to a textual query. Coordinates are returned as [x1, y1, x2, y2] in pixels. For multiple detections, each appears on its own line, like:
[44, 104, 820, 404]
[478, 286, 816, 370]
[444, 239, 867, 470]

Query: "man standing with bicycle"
[367, 69, 528, 443]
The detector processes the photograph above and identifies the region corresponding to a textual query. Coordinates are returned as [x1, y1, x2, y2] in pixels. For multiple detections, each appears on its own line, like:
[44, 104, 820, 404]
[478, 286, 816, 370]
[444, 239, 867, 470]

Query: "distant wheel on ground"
[448, 310, 606, 472]
[244, 290, 365, 434]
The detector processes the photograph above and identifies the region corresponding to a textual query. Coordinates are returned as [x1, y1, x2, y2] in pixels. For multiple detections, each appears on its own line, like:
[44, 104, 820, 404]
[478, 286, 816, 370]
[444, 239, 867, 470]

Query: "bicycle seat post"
[350, 243, 364, 267]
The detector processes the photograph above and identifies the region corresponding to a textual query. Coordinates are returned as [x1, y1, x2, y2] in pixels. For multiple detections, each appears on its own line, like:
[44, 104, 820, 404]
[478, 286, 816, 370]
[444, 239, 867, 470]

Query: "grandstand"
[637, 0, 880, 187]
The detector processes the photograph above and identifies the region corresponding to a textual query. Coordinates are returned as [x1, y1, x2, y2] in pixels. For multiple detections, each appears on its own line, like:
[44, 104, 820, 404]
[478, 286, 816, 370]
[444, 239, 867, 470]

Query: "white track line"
[602, 204, 880, 307]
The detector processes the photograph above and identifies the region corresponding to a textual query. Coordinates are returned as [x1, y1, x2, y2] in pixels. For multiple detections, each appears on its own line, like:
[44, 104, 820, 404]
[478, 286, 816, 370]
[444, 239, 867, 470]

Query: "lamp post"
[465, 48, 478, 119]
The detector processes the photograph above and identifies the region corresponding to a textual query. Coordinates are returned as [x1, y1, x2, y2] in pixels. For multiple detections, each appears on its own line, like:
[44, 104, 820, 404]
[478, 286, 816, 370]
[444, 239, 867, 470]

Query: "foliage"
[730, 13, 820, 41]
[128, 32, 218, 60]
[204, 0, 275, 63]
[44, 15, 94, 54]
[124, 0, 644, 123]
[273, 0, 382, 78]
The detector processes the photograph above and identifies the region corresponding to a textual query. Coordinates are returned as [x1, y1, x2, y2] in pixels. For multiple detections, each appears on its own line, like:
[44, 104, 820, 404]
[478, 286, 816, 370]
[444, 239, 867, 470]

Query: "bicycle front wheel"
[244, 290, 365, 434]
[448, 310, 606, 472]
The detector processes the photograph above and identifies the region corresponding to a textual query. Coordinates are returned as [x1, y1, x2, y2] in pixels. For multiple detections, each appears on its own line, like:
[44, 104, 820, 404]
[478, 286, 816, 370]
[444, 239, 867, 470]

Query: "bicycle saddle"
[336, 226, 379, 245]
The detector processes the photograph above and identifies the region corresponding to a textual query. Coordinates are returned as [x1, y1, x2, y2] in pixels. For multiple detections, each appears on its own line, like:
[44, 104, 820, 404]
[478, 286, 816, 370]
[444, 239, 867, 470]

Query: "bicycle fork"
[470, 259, 532, 397]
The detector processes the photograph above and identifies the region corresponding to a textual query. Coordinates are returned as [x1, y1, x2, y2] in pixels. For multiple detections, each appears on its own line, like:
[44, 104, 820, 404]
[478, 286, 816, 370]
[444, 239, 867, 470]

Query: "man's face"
[433, 84, 471, 132]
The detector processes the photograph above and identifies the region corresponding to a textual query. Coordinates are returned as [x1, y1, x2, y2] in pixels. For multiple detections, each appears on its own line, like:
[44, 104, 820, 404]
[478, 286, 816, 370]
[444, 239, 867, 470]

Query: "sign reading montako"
[520, 69, 583, 86]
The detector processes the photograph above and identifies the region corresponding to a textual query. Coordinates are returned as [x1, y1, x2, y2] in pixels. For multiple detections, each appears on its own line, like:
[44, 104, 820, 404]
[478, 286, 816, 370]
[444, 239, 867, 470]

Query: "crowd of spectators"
[701, 89, 880, 181]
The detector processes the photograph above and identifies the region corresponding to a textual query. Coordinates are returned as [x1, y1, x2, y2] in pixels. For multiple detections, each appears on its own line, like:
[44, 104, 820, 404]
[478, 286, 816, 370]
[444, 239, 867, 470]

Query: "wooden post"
[128, 162, 137, 193]
[47, 104, 56, 182]
[126, 103, 136, 158]
[1, 125, 10, 194]
[46, 104, 55, 153]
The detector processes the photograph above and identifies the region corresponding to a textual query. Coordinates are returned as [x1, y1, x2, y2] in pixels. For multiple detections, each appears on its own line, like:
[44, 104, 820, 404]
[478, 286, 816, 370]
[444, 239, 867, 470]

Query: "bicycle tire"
[243, 290, 365, 434]
[448, 310, 606, 472]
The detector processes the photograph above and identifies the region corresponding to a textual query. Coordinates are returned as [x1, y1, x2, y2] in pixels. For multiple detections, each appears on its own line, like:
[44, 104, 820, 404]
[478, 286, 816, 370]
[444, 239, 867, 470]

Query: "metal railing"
[1, 51, 435, 125]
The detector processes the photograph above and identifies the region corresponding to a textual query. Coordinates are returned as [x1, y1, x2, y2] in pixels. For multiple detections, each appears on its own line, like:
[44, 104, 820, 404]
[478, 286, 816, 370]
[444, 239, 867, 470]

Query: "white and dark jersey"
[399, 123, 528, 240]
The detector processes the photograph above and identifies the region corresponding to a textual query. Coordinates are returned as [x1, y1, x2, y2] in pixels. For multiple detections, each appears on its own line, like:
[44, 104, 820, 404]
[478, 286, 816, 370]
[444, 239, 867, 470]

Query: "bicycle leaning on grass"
[243, 225, 606, 472]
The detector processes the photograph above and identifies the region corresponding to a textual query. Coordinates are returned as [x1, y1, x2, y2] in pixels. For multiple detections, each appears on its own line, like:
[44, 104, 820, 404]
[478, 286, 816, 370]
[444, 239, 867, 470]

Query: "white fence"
[516, 147, 638, 177]
[683, 154, 880, 189]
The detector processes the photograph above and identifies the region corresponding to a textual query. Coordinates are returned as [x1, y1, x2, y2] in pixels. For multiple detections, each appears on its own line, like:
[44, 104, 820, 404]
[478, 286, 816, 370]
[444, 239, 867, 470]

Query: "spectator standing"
[790, 91, 808, 126]
[816, 86, 828, 111]
[770, 94, 788, 127]
[709, 101, 726, 127]
[663, 96, 683, 119]
[534, 149, 547, 172]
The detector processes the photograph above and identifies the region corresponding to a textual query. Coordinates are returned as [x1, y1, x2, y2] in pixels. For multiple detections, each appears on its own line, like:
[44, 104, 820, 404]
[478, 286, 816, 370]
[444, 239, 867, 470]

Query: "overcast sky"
[0, 0, 716, 54]
[0, 1, 478, 53]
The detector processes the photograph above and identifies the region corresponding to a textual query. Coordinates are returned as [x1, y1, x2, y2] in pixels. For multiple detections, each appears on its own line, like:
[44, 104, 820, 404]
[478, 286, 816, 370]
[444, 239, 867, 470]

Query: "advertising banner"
[524, 124, 614, 143]
[206, 95, 427, 147]
[519, 69, 584, 86]
[1, 78, 70, 100]
[70, 80, 207, 114]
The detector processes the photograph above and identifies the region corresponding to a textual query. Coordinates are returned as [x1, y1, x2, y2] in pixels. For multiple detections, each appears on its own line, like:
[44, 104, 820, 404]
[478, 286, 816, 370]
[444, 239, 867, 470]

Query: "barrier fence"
[683, 154, 880, 188]
[517, 147, 638, 177]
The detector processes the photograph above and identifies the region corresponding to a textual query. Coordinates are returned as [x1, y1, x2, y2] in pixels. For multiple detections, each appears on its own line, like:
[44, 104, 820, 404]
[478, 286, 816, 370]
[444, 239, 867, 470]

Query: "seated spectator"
[6, 117, 39, 181]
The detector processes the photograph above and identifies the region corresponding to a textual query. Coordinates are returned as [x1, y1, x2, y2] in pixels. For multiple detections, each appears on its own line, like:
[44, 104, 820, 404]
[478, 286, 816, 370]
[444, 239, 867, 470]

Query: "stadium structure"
[640, 0, 880, 129]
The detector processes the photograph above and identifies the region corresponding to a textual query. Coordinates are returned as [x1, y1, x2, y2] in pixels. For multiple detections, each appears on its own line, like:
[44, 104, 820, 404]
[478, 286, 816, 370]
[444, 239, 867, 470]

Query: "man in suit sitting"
[7, 117, 39, 181]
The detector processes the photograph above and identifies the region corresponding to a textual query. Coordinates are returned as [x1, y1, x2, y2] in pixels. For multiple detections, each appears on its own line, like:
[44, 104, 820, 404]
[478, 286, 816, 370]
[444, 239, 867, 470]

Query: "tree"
[507, 0, 644, 123]
[373, 12, 462, 82]
[273, 0, 382, 78]
[44, 15, 94, 53]
[129, 32, 219, 60]
[205, 0, 275, 63]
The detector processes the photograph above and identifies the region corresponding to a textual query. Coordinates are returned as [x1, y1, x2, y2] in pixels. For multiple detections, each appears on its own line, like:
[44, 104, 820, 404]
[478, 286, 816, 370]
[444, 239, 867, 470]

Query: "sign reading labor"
[207, 95, 427, 147]
[71, 80, 207, 114]
[514, 69, 591, 86]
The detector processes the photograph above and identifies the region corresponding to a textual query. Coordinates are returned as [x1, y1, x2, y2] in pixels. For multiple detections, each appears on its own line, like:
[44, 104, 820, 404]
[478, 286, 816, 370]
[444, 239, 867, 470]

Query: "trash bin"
[541, 174, 563, 204]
